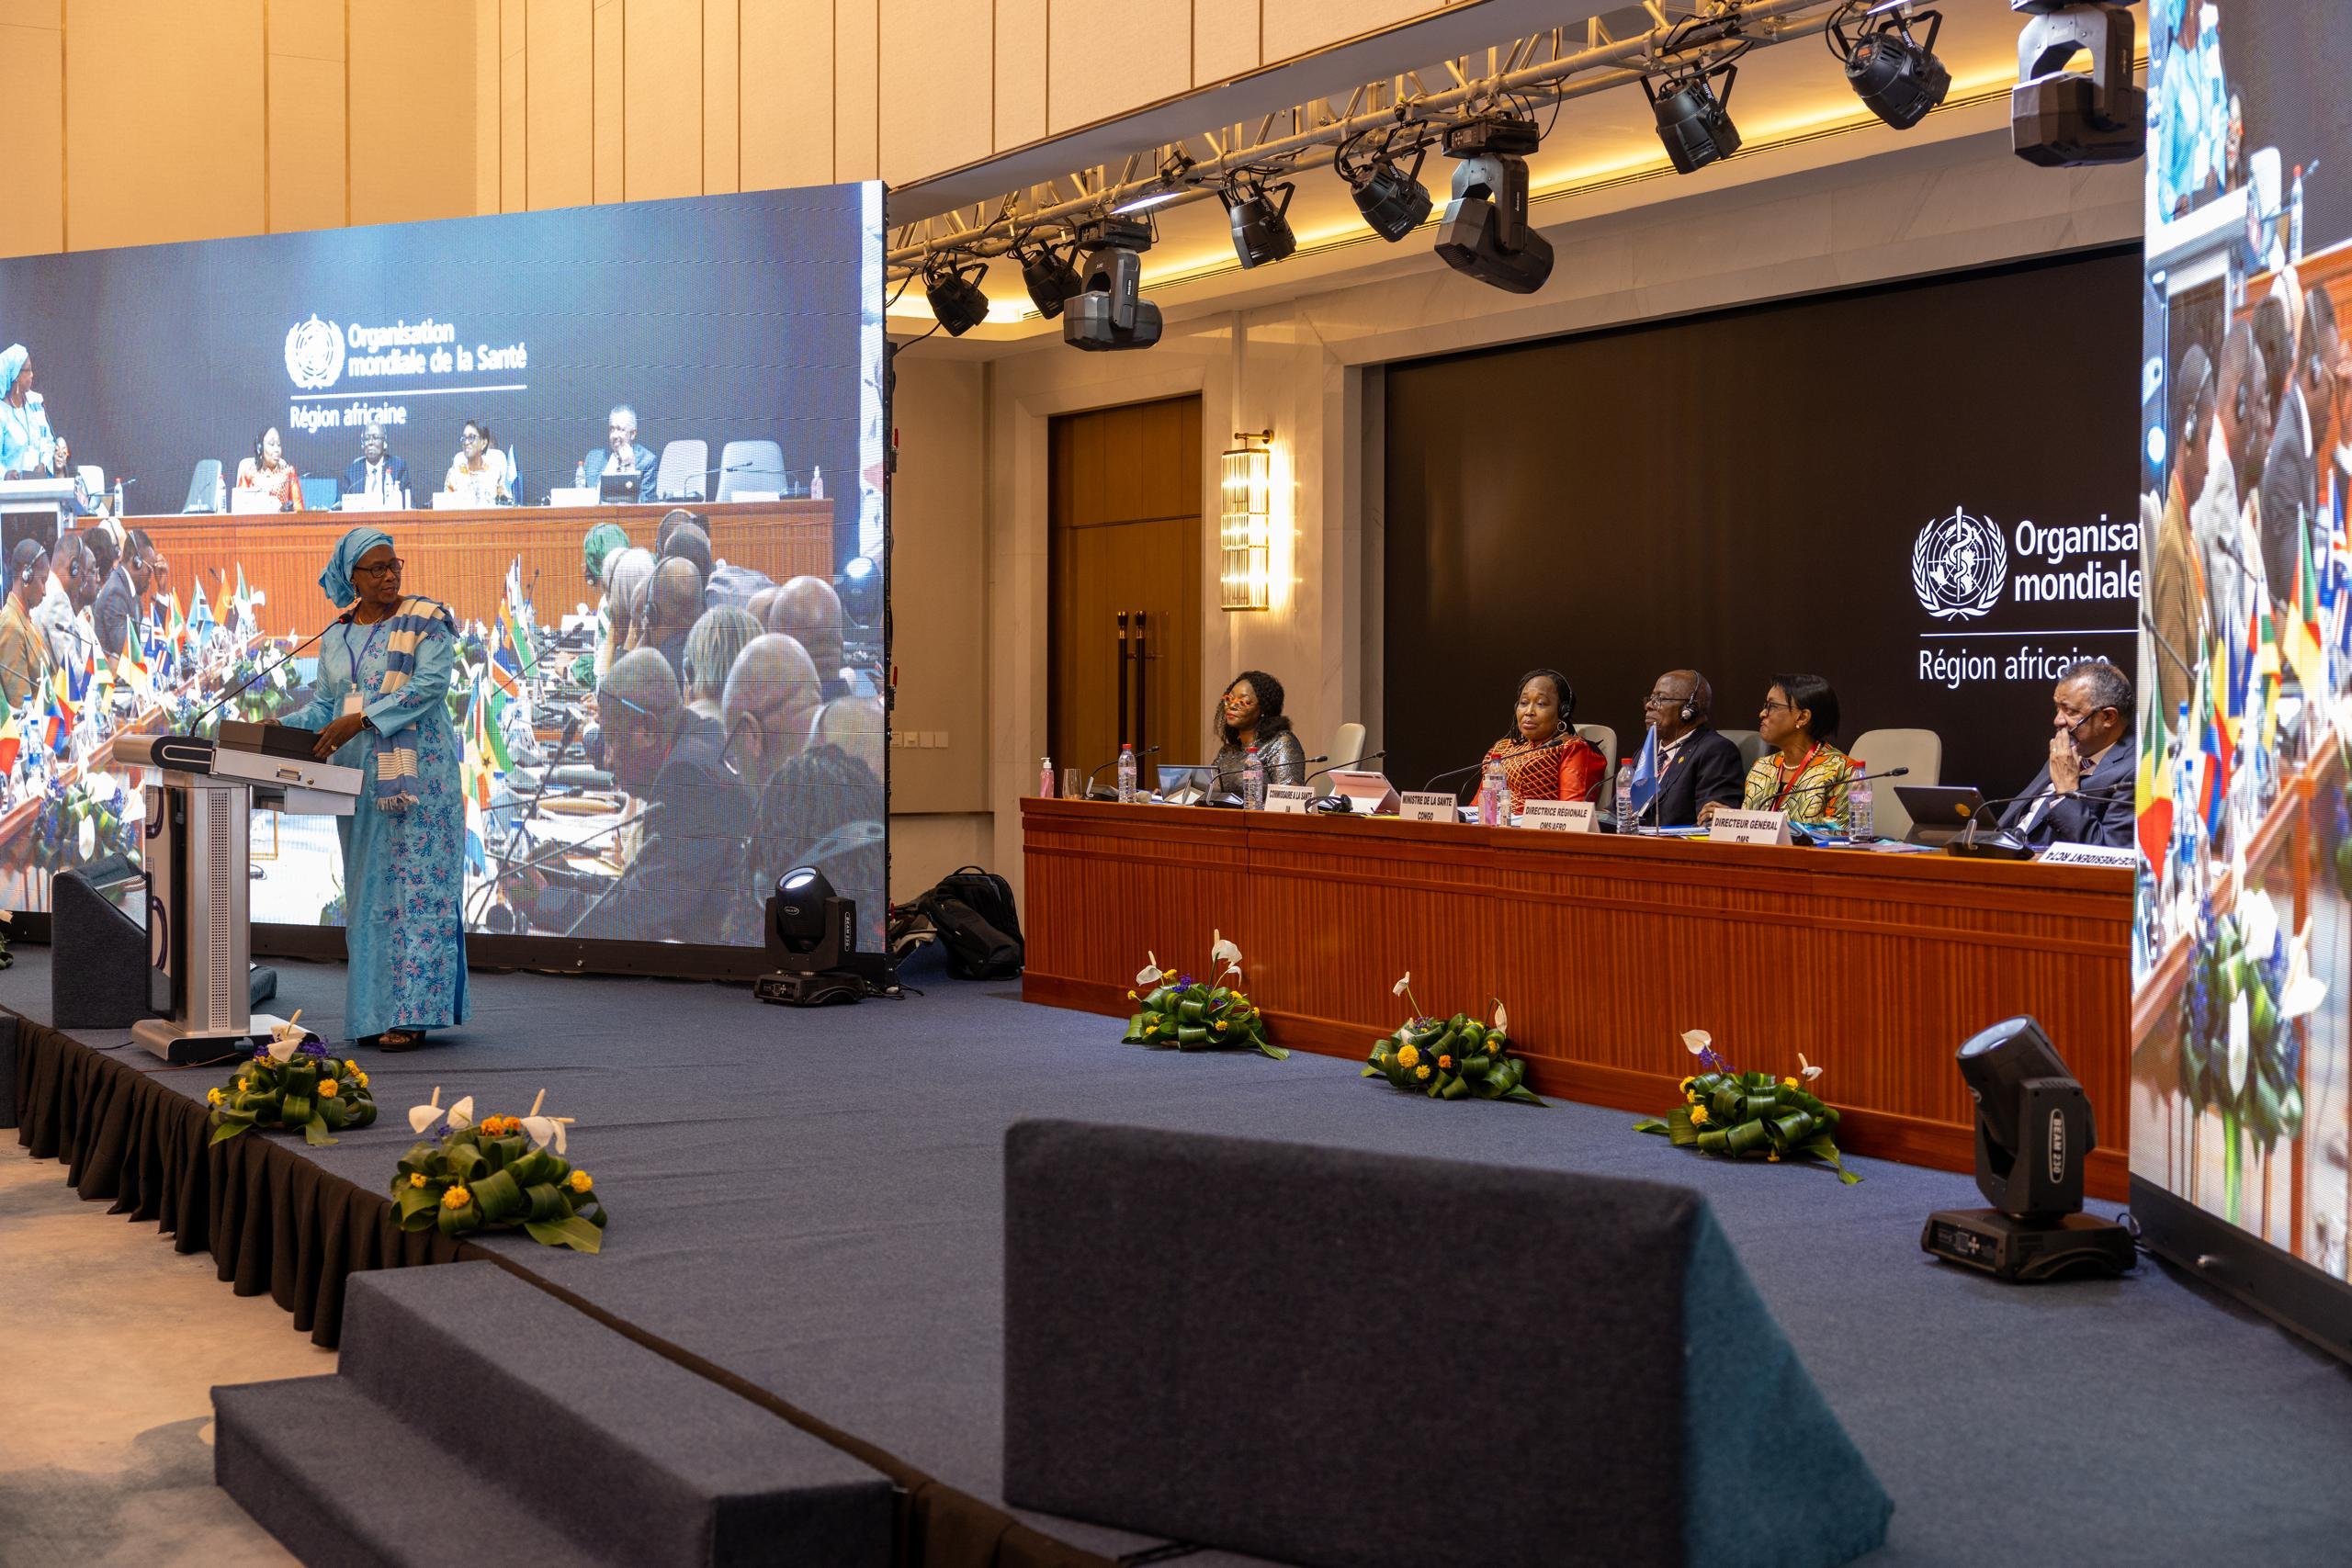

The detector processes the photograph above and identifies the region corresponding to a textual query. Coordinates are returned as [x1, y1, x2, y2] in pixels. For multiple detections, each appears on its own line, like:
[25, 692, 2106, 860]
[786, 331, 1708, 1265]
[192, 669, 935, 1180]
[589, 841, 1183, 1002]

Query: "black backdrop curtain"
[1383, 247, 2143, 796]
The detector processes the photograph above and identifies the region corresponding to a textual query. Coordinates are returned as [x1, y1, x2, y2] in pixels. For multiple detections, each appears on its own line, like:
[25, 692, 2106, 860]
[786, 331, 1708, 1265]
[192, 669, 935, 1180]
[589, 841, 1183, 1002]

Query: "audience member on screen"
[810, 694, 885, 782]
[444, 419, 511, 506]
[681, 604, 762, 719]
[148, 552, 175, 627]
[1997, 660, 2136, 852]
[576, 648, 750, 943]
[0, 539, 55, 706]
[720, 632, 822, 792]
[661, 521, 715, 582]
[1702, 673, 1850, 831]
[603, 546, 657, 660]
[1483, 669, 1605, 807]
[584, 405, 657, 488]
[235, 426, 304, 512]
[33, 532, 98, 671]
[1633, 669, 1746, 829]
[1212, 671, 1306, 791]
[770, 575, 850, 700]
[2150, 344, 2215, 721]
[0, 344, 68, 480]
[345, 423, 410, 507]
[92, 528, 154, 660]
[738, 741, 886, 952]
[574, 522, 633, 683]
[646, 556, 706, 684]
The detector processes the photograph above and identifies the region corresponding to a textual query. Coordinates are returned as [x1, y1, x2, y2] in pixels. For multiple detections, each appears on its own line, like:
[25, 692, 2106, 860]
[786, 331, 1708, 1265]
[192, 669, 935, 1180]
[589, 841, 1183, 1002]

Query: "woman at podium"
[281, 527, 470, 1051]
[0, 344, 68, 479]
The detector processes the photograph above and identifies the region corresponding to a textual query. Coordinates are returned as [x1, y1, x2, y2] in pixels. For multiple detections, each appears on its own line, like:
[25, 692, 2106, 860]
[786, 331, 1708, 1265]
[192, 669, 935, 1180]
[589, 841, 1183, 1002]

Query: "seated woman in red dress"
[1485, 667, 1605, 806]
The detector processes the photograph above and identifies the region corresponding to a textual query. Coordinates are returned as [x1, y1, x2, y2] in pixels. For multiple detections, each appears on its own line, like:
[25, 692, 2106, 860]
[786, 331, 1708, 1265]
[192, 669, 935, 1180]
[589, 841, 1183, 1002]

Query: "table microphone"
[1084, 744, 1159, 800]
[1951, 784, 2132, 858]
[1303, 749, 1385, 784]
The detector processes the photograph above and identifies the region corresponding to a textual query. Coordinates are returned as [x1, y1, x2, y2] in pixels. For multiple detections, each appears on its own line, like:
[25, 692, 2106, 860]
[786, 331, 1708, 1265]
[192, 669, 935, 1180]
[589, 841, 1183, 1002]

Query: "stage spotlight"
[1920, 1016, 2137, 1280]
[836, 554, 880, 627]
[1832, 3, 1950, 130]
[922, 255, 990, 336]
[1220, 176, 1296, 268]
[1347, 141, 1432, 243]
[2009, 1, 2144, 167]
[1645, 60, 1743, 174]
[757, 862, 897, 1007]
[1016, 239, 1083, 319]
[1432, 116, 1552, 295]
[1062, 216, 1163, 353]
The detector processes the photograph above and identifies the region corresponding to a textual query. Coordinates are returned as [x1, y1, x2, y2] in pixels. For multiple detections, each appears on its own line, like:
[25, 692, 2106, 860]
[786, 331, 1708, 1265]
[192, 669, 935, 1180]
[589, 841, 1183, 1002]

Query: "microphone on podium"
[1084, 744, 1160, 800]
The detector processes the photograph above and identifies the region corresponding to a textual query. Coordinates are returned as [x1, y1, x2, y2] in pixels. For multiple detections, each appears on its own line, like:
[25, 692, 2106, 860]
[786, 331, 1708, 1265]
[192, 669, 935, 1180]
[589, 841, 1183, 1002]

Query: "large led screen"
[2137, 1, 2352, 1352]
[0, 183, 887, 953]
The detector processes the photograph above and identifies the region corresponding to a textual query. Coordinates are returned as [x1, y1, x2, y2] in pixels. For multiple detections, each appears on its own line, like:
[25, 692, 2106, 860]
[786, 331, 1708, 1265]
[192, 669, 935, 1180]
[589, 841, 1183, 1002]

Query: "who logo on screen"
[284, 313, 345, 391]
[1910, 506, 2007, 620]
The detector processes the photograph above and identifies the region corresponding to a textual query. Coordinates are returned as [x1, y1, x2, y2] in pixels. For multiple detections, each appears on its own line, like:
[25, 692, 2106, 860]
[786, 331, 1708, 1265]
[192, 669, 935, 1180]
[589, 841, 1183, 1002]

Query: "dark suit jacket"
[574, 711, 749, 943]
[1998, 736, 2136, 851]
[2259, 385, 2315, 600]
[342, 454, 411, 501]
[585, 444, 661, 490]
[91, 565, 139, 660]
[1639, 727, 1746, 828]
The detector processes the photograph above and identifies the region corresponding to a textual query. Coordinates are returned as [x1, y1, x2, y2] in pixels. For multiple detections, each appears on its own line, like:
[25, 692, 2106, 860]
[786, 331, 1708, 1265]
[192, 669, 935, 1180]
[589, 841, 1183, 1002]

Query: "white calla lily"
[2280, 922, 2328, 1020]
[76, 814, 95, 860]
[1136, 950, 1164, 988]
[446, 1095, 475, 1132]
[265, 1037, 300, 1064]
[2240, 889, 2281, 966]
[2226, 990, 2251, 1099]
[1492, 998, 1510, 1034]
[1210, 930, 1242, 967]
[1798, 1052, 1823, 1081]
[521, 1115, 571, 1155]
[407, 1087, 446, 1135]
[1392, 971, 1412, 997]
[1682, 1029, 1713, 1055]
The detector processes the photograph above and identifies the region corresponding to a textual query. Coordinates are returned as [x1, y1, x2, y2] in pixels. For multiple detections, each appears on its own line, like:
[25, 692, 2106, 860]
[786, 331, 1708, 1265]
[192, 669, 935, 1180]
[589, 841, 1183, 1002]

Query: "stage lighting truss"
[1826, 1, 1949, 131]
[921, 254, 991, 336]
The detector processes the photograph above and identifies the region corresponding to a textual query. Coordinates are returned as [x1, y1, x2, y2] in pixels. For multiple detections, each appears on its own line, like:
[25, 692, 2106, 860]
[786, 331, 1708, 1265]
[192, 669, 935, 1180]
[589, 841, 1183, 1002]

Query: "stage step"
[216, 1262, 895, 1567]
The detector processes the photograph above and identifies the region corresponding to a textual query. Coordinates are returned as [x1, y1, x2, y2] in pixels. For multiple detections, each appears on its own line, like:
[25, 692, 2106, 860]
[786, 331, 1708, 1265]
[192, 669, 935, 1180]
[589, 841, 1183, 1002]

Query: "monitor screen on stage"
[2137, 3, 2352, 1345]
[0, 182, 887, 953]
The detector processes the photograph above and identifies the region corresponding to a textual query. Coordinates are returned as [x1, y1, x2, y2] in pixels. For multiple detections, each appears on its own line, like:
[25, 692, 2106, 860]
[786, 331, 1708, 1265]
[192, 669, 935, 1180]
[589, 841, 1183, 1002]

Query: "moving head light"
[1347, 139, 1432, 243]
[1016, 238, 1083, 319]
[1221, 175, 1296, 268]
[922, 254, 991, 337]
[1062, 216, 1163, 352]
[756, 848, 899, 1007]
[1645, 60, 1742, 174]
[1433, 117, 1553, 295]
[1833, 3, 1951, 130]
[2009, 1, 2144, 167]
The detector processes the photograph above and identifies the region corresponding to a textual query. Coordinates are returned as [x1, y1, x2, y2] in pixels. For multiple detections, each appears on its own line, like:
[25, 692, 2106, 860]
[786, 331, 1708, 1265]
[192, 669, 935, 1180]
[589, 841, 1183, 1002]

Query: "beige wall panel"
[524, 0, 593, 209]
[878, 0, 990, 188]
[266, 0, 343, 60]
[0, 20, 62, 256]
[1193, 0, 1259, 85]
[888, 355, 989, 813]
[623, 0, 703, 200]
[475, 0, 500, 212]
[593, 0, 622, 201]
[1047, 0, 1188, 135]
[266, 59, 346, 232]
[833, 0, 877, 182]
[353, 0, 479, 227]
[702, 0, 738, 193]
[740, 0, 830, 191]
[0, 2, 62, 26]
[993, 0, 1045, 152]
[1261, 0, 1439, 61]
[65, 0, 266, 251]
[500, 0, 526, 209]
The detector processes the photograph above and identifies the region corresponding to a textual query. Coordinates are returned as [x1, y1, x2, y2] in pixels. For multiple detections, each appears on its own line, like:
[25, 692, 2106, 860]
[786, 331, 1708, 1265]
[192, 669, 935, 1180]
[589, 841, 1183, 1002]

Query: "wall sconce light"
[1220, 430, 1272, 611]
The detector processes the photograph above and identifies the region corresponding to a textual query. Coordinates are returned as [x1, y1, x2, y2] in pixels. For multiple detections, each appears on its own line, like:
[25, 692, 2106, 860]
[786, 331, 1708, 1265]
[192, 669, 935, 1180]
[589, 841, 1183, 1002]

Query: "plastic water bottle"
[574, 459, 587, 489]
[1479, 758, 1508, 825]
[1115, 741, 1136, 804]
[1615, 757, 1635, 835]
[1241, 745, 1265, 808]
[810, 465, 825, 501]
[1039, 755, 1054, 797]
[2290, 164, 2306, 262]
[1848, 760, 1875, 843]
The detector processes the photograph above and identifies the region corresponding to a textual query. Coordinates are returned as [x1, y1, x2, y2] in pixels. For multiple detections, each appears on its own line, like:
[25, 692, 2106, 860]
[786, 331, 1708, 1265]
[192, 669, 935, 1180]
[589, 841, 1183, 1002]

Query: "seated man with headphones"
[1635, 669, 1747, 829]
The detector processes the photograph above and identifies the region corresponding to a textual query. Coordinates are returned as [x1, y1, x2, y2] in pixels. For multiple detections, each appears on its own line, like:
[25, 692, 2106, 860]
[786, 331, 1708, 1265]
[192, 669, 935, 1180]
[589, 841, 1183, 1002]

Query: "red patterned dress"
[1485, 730, 1607, 804]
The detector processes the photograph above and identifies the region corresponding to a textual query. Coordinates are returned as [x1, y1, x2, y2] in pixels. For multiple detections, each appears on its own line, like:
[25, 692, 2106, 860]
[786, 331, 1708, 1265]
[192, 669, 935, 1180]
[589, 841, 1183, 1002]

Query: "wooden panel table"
[1023, 799, 2135, 1198]
[122, 500, 833, 630]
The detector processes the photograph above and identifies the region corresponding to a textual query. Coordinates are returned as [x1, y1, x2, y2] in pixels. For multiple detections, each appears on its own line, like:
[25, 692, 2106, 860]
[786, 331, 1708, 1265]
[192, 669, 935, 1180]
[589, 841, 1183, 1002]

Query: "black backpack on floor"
[918, 865, 1024, 979]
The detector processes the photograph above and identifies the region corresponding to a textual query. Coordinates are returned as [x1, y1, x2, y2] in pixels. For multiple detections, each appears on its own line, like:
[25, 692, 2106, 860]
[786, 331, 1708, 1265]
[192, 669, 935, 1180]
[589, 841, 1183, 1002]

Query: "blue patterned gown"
[285, 609, 470, 1038]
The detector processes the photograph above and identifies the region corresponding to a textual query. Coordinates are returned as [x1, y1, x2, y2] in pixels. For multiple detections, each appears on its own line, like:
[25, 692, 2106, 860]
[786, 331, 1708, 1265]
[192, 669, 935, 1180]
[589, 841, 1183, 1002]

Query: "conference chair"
[1721, 728, 1769, 771]
[1323, 721, 1366, 795]
[1847, 727, 1942, 840]
[715, 440, 786, 502]
[1577, 724, 1617, 772]
[655, 439, 708, 502]
[182, 459, 224, 513]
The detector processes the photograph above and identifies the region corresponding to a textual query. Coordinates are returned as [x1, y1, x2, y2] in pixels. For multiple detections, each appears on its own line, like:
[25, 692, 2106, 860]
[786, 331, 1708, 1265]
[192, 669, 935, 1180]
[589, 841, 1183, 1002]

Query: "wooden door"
[1049, 396, 1202, 792]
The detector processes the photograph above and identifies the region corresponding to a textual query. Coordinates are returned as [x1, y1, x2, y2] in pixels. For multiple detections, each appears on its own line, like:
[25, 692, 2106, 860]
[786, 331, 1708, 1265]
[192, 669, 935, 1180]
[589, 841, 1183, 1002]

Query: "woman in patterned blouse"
[1702, 672, 1851, 830]
[1484, 668, 1606, 806]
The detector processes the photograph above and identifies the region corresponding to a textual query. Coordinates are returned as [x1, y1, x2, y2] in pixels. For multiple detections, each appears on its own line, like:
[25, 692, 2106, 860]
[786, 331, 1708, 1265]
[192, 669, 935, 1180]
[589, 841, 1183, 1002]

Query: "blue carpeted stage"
[9, 945, 2352, 1565]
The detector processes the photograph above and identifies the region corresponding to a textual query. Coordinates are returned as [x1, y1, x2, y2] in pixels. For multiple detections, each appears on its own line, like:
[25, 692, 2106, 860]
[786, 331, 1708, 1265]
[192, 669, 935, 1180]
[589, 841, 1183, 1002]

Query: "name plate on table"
[1264, 784, 1313, 814]
[1711, 808, 1791, 847]
[2038, 841, 2137, 867]
[1521, 799, 1596, 832]
[1400, 791, 1456, 823]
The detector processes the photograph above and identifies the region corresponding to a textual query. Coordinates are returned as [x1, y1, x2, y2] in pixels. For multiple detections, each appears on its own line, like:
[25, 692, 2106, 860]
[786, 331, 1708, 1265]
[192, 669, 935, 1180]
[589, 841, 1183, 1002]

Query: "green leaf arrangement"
[1119, 931, 1288, 1060]
[1362, 976, 1543, 1104]
[2172, 891, 2320, 1224]
[391, 1089, 605, 1253]
[207, 1034, 378, 1147]
[1634, 1031, 1858, 1183]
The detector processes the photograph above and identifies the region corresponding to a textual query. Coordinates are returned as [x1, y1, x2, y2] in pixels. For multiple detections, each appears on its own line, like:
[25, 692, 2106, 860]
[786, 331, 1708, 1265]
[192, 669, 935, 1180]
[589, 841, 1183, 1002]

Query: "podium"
[0, 475, 80, 558]
[115, 723, 361, 1062]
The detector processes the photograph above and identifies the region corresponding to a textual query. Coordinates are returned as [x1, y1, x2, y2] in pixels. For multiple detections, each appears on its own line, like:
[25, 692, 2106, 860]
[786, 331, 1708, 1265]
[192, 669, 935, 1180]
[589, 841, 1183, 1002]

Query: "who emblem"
[1911, 507, 2007, 620]
[284, 314, 345, 391]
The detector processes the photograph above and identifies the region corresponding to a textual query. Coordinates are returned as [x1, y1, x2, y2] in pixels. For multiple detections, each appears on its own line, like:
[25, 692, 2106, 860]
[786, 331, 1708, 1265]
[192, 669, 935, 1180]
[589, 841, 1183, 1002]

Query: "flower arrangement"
[391, 1088, 605, 1253]
[2175, 890, 2319, 1222]
[1634, 1030, 1858, 1183]
[207, 1014, 377, 1146]
[1120, 931, 1288, 1059]
[1362, 975, 1544, 1105]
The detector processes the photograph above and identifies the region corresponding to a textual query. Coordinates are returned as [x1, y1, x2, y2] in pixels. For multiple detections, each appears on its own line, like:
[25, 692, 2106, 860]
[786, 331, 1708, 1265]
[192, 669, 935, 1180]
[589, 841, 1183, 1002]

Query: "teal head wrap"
[320, 526, 395, 609]
[582, 522, 630, 583]
[0, 344, 26, 397]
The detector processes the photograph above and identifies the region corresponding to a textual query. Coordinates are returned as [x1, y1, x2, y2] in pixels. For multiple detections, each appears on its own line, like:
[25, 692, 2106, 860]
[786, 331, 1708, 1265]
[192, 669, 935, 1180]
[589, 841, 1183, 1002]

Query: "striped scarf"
[368, 595, 453, 814]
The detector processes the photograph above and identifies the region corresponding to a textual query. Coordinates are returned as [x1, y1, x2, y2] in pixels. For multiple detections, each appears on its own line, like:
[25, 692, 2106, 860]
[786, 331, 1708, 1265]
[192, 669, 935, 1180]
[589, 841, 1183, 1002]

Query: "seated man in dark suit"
[91, 526, 153, 660]
[342, 423, 410, 506]
[1634, 669, 1746, 828]
[1999, 660, 2136, 851]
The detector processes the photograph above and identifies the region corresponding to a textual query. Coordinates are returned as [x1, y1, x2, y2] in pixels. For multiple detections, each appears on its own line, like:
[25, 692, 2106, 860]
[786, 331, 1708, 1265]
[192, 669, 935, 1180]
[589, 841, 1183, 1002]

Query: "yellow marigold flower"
[318, 1079, 339, 1098]
[1438, 1054, 1454, 1069]
[1214, 1020, 1227, 1032]
[1486, 1040, 1499, 1054]
[353, 1071, 369, 1089]
[567, 1169, 594, 1193]
[206, 1087, 225, 1106]
[1782, 1076, 1799, 1090]
[1414, 1064, 1431, 1080]
[344, 1059, 360, 1074]
[1396, 1043, 1420, 1068]
[1679, 1076, 1696, 1094]
[1126, 988, 1138, 1000]
[408, 1173, 427, 1189]
[1690, 1106, 1711, 1126]
[1767, 1149, 1782, 1163]
[441, 1186, 472, 1210]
